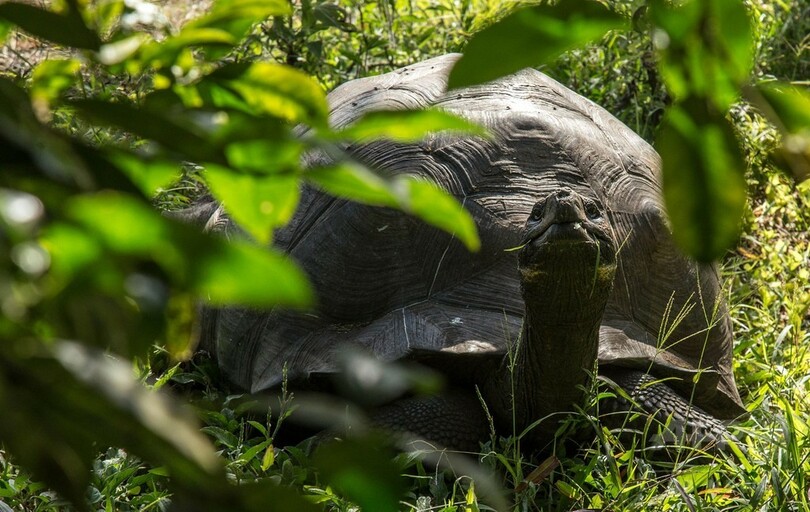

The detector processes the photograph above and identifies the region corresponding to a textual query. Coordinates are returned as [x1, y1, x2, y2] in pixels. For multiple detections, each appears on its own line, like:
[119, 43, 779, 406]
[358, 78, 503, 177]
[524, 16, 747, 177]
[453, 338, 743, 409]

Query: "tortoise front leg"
[598, 369, 739, 455]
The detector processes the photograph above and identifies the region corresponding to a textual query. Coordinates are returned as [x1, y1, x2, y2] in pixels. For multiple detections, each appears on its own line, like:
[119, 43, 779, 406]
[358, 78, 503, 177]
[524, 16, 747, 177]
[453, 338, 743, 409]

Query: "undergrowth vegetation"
[0, 0, 808, 511]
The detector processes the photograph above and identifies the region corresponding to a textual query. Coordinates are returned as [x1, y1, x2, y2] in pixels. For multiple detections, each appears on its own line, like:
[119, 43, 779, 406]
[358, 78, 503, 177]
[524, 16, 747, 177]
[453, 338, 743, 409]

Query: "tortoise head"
[518, 188, 617, 290]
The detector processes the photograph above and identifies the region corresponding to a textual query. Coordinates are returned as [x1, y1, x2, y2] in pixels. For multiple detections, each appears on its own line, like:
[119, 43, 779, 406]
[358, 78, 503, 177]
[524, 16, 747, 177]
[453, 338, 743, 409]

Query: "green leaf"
[137, 28, 237, 70]
[657, 100, 746, 261]
[188, 0, 291, 40]
[225, 139, 304, 173]
[314, 437, 407, 512]
[0, 341, 222, 510]
[307, 164, 480, 251]
[209, 62, 329, 125]
[0, 2, 101, 50]
[337, 109, 488, 142]
[752, 83, 810, 181]
[97, 34, 149, 66]
[307, 163, 399, 206]
[0, 19, 11, 44]
[193, 237, 312, 307]
[70, 99, 222, 162]
[31, 58, 81, 103]
[754, 82, 810, 134]
[650, 0, 753, 110]
[403, 179, 480, 252]
[205, 164, 300, 244]
[65, 192, 313, 307]
[106, 151, 183, 197]
[448, 0, 625, 89]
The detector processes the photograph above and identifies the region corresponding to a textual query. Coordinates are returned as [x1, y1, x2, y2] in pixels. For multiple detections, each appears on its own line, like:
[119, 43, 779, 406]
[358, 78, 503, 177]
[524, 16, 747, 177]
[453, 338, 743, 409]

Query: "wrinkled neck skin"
[488, 256, 615, 444]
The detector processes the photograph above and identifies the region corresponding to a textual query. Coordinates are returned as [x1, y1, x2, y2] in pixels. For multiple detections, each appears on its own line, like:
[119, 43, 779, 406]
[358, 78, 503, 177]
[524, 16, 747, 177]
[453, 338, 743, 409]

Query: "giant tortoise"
[187, 54, 745, 451]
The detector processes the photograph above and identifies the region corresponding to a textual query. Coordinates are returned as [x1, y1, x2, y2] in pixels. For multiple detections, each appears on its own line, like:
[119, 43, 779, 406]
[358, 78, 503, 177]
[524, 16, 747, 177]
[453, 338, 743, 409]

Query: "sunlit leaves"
[61, 192, 313, 307]
[0, 2, 100, 50]
[650, 0, 753, 110]
[337, 109, 488, 142]
[128, 0, 290, 70]
[404, 179, 481, 252]
[187, 0, 291, 41]
[205, 165, 300, 244]
[107, 152, 182, 197]
[752, 83, 810, 181]
[657, 101, 746, 261]
[307, 164, 481, 251]
[207, 62, 329, 126]
[448, 0, 625, 89]
[307, 163, 399, 205]
[31, 59, 81, 106]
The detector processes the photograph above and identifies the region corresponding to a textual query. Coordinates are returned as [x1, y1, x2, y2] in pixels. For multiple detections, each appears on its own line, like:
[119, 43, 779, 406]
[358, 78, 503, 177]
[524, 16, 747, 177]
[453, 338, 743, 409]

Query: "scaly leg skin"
[368, 390, 491, 453]
[598, 369, 737, 455]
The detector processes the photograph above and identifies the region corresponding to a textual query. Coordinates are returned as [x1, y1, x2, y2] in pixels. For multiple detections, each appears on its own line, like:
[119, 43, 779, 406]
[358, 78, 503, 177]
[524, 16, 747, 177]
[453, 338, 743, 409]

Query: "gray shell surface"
[202, 54, 744, 419]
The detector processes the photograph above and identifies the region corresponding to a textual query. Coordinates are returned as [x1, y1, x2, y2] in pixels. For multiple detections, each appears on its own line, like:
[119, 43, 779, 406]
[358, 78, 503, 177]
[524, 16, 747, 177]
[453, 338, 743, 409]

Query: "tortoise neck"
[507, 265, 614, 442]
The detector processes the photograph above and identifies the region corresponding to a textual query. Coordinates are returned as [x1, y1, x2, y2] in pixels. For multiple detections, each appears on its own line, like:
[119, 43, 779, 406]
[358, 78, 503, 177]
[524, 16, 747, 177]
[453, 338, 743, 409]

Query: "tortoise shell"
[201, 54, 744, 420]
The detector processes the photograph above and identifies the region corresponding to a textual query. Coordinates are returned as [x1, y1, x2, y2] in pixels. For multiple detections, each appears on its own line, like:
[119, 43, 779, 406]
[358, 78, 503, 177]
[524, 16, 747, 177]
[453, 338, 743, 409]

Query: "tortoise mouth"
[522, 220, 597, 247]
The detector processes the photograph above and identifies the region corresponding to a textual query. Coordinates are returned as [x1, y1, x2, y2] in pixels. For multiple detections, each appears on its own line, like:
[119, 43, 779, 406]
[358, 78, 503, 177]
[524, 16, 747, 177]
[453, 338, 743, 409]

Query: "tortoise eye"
[584, 200, 602, 220]
[530, 204, 544, 221]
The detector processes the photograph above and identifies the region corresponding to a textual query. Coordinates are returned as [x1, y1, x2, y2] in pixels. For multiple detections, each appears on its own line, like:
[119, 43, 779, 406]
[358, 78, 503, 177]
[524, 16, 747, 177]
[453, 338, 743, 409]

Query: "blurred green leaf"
[205, 164, 300, 244]
[404, 179, 481, 252]
[337, 109, 488, 142]
[64, 192, 313, 307]
[752, 82, 810, 181]
[208, 62, 329, 125]
[308, 164, 480, 251]
[106, 151, 183, 197]
[0, 19, 11, 44]
[70, 99, 223, 162]
[193, 236, 312, 306]
[188, 0, 292, 40]
[307, 163, 399, 206]
[650, 0, 753, 109]
[31, 59, 81, 104]
[170, 479, 320, 512]
[225, 139, 304, 173]
[98, 34, 149, 66]
[0, 2, 101, 50]
[755, 83, 810, 133]
[0, 340, 222, 510]
[314, 437, 407, 512]
[448, 0, 624, 89]
[137, 29, 237, 70]
[0, 78, 95, 190]
[657, 100, 746, 261]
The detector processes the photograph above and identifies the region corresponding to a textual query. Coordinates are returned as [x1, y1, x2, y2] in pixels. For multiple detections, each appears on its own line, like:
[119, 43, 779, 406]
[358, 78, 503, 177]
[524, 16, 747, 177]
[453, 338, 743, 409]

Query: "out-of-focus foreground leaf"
[657, 100, 746, 261]
[307, 164, 481, 251]
[448, 0, 625, 89]
[0, 2, 100, 50]
[56, 192, 313, 307]
[315, 437, 407, 512]
[751, 82, 810, 181]
[649, 0, 754, 260]
[0, 340, 221, 510]
[337, 109, 489, 142]
[650, 0, 753, 110]
[204, 62, 330, 126]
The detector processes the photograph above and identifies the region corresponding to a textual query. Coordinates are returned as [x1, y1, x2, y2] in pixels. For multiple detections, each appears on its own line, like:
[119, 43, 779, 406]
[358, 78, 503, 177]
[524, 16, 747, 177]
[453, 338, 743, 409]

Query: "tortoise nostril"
[558, 189, 571, 198]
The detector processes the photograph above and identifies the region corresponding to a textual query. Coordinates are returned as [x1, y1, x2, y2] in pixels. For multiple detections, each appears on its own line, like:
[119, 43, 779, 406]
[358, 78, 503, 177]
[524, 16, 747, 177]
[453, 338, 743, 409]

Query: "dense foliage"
[0, 0, 808, 511]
